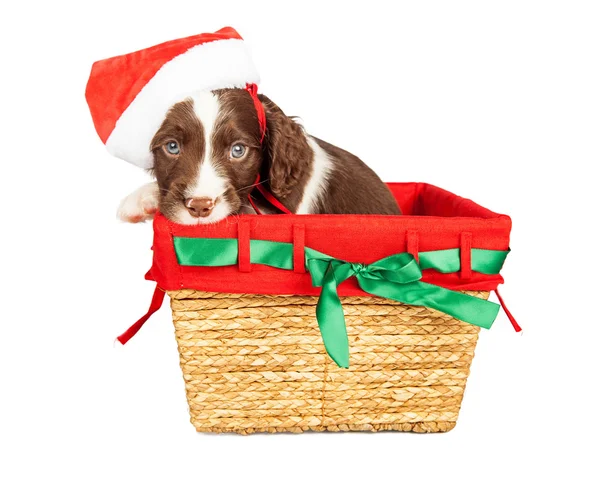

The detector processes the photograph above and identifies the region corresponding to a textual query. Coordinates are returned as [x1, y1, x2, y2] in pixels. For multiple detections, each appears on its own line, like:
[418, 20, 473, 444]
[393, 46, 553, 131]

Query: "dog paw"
[117, 183, 159, 223]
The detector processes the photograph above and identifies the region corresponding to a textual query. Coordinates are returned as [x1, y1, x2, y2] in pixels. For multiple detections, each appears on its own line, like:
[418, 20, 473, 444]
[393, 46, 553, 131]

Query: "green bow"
[305, 248, 499, 368]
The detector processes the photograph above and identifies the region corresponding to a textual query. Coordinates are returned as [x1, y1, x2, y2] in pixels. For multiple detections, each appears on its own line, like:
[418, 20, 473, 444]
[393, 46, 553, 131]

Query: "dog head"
[150, 89, 312, 224]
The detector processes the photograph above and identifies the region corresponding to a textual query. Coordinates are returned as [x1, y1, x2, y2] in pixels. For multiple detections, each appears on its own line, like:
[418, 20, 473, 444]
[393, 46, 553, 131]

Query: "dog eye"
[165, 141, 180, 155]
[230, 144, 246, 159]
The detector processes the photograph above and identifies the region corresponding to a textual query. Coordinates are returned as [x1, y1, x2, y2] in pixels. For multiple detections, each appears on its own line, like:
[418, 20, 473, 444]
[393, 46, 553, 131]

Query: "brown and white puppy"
[118, 89, 400, 224]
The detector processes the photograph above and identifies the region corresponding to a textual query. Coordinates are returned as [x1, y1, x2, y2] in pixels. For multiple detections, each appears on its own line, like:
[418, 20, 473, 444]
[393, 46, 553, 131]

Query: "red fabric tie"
[494, 287, 522, 332]
[249, 174, 292, 215]
[116, 286, 165, 344]
[245, 83, 292, 215]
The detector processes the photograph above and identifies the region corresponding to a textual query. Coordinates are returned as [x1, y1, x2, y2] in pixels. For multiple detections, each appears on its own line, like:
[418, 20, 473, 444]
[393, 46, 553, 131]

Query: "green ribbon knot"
[305, 248, 499, 368]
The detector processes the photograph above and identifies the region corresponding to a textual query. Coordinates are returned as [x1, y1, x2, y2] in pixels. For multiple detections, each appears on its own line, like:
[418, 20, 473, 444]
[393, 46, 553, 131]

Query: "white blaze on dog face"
[172, 91, 230, 224]
[187, 92, 227, 198]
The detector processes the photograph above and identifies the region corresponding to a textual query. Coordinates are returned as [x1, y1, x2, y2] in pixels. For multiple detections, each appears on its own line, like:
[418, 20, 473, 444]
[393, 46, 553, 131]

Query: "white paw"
[117, 183, 159, 223]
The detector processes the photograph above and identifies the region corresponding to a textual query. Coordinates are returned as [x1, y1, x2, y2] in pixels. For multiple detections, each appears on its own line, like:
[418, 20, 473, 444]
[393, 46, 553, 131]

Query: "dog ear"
[259, 94, 312, 199]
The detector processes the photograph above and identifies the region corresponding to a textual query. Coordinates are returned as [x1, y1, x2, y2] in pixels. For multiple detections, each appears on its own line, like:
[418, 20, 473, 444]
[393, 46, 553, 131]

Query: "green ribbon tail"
[315, 262, 351, 369]
[357, 277, 500, 329]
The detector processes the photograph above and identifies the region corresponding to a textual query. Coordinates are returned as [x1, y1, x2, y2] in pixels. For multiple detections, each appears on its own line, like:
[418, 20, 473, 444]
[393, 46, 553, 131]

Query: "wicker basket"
[168, 289, 488, 434]
[118, 183, 512, 434]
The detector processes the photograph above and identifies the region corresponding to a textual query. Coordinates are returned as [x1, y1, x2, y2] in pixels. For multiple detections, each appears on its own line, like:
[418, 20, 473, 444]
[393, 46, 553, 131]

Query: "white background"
[1, 1, 599, 477]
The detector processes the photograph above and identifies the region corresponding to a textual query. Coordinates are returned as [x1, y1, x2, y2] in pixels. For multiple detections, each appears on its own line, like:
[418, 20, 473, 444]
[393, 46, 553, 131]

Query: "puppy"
[118, 90, 401, 224]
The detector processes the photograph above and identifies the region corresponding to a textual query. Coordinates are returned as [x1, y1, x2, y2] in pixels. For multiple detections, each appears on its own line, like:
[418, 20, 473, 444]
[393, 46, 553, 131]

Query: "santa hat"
[85, 27, 260, 168]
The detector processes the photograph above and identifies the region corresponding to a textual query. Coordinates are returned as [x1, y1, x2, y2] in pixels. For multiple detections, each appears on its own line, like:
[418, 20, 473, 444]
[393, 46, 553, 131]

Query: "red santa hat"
[85, 27, 260, 168]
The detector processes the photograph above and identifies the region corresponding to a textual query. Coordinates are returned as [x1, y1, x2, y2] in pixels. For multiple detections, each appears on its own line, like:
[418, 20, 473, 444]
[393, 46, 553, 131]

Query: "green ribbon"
[304, 248, 500, 367]
[173, 237, 508, 368]
[174, 237, 294, 269]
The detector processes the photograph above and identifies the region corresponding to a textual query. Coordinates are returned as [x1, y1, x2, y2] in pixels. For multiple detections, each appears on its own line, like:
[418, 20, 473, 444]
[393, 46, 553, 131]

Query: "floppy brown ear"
[259, 94, 312, 199]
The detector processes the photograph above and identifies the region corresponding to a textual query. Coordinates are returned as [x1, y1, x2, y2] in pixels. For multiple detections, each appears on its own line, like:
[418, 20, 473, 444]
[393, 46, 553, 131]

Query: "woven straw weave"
[168, 289, 488, 434]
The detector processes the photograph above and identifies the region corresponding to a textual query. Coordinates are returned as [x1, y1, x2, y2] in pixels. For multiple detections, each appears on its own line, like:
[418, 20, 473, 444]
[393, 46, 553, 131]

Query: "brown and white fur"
[118, 89, 400, 224]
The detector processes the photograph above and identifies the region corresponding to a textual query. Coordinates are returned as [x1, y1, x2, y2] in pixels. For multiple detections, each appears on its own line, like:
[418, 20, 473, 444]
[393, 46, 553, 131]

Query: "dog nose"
[185, 197, 215, 218]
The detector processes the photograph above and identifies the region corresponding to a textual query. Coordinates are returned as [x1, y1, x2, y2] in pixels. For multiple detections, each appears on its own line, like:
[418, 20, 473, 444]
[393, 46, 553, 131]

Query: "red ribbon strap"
[494, 287, 522, 332]
[245, 83, 292, 215]
[245, 83, 266, 142]
[255, 174, 292, 214]
[116, 286, 165, 345]
[247, 174, 293, 215]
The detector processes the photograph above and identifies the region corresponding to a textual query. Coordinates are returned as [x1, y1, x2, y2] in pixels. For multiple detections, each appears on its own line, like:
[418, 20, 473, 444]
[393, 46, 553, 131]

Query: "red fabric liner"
[146, 183, 512, 295]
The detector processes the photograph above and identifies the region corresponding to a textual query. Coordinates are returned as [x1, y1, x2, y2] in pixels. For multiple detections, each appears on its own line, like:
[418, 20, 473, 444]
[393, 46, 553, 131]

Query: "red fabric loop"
[460, 232, 473, 280]
[237, 220, 252, 272]
[406, 230, 419, 262]
[293, 224, 306, 273]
